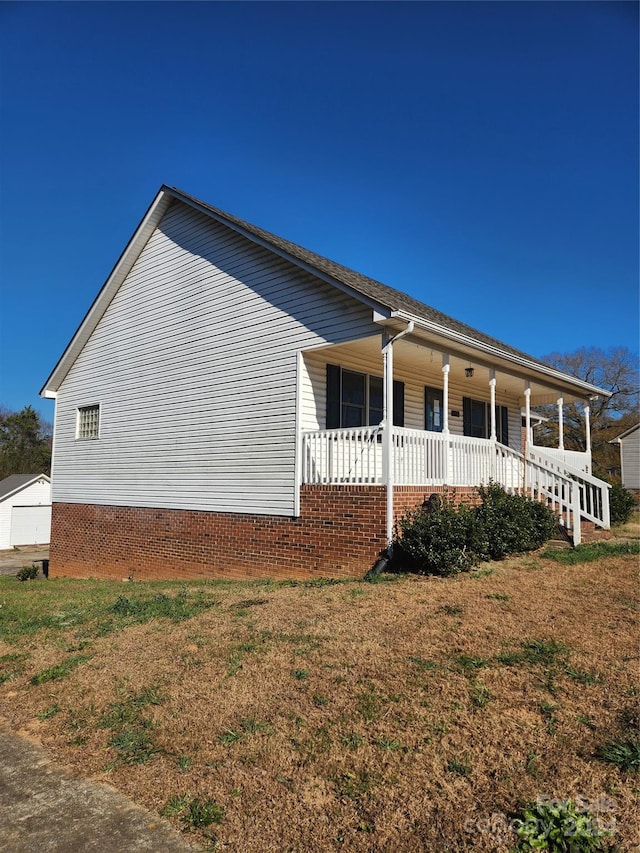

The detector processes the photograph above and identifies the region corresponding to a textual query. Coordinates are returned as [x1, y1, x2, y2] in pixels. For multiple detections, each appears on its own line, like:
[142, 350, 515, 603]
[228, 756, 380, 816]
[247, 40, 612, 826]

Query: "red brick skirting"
[50, 485, 492, 582]
[50, 487, 388, 581]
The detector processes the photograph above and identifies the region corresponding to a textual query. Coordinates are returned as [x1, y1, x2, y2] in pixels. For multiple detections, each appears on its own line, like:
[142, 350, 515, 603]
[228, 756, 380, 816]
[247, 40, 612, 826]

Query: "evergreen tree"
[0, 406, 52, 479]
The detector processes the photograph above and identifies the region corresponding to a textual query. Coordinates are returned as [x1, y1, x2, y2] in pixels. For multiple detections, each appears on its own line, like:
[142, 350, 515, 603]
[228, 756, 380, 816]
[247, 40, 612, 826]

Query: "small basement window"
[77, 404, 100, 439]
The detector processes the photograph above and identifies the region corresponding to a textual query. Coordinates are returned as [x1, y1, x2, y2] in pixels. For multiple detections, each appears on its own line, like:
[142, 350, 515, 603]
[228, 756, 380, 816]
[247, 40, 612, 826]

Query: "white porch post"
[442, 354, 450, 434]
[584, 402, 591, 475]
[383, 332, 394, 548]
[558, 396, 564, 451]
[584, 403, 591, 453]
[382, 321, 414, 551]
[442, 354, 450, 484]
[489, 370, 497, 441]
[489, 369, 497, 481]
[524, 383, 531, 493]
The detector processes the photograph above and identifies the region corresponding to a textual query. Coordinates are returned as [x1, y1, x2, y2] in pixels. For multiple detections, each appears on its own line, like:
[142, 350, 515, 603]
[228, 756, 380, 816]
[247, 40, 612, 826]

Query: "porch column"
[584, 402, 591, 474]
[442, 354, 450, 434]
[524, 383, 531, 493]
[382, 321, 414, 550]
[383, 332, 394, 535]
[557, 397, 564, 450]
[584, 403, 591, 454]
[489, 370, 497, 441]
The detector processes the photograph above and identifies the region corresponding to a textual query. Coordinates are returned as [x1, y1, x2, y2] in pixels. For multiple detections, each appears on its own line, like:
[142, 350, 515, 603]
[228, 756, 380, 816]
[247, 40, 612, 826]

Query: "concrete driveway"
[0, 547, 49, 578]
[0, 718, 203, 852]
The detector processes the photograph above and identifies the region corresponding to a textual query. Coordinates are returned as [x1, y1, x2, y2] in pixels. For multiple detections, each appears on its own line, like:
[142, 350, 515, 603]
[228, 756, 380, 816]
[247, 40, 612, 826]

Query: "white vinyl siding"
[620, 428, 640, 490]
[51, 203, 379, 516]
[302, 349, 523, 453]
[0, 479, 51, 549]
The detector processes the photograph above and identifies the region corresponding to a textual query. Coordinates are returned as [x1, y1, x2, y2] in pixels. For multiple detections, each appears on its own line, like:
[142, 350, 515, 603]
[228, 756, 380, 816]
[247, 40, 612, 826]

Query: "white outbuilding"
[610, 424, 640, 493]
[0, 474, 51, 549]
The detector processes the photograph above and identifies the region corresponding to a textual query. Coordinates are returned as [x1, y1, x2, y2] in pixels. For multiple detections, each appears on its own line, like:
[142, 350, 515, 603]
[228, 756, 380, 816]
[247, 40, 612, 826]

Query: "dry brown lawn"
[1, 544, 638, 852]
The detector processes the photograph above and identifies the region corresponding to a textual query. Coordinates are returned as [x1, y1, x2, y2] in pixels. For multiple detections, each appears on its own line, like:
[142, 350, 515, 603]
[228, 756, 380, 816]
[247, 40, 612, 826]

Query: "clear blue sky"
[0, 1, 637, 422]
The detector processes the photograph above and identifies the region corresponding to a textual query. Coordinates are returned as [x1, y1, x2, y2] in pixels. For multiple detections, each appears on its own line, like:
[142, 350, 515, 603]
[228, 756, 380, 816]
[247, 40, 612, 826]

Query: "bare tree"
[534, 347, 639, 478]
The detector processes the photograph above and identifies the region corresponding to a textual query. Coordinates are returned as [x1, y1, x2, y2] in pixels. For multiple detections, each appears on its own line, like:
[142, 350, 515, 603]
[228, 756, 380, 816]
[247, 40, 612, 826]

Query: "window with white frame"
[326, 365, 404, 429]
[77, 404, 100, 439]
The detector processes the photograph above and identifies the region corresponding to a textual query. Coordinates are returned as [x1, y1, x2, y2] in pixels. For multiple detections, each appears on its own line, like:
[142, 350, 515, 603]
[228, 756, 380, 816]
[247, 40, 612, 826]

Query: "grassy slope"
[0, 547, 638, 852]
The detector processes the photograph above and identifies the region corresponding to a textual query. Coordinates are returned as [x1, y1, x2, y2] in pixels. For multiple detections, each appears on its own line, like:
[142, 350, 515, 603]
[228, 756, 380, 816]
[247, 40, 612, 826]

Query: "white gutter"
[383, 320, 414, 551]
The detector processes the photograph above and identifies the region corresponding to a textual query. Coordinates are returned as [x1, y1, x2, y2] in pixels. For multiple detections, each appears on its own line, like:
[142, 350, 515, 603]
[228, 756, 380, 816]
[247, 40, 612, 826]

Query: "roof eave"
[0, 474, 51, 502]
[388, 310, 612, 400]
[610, 423, 640, 443]
[40, 189, 174, 397]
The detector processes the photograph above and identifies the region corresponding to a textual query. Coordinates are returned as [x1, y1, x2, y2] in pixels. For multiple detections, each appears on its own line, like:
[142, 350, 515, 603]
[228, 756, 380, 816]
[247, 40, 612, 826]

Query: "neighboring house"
[610, 424, 640, 492]
[0, 474, 51, 549]
[41, 186, 611, 581]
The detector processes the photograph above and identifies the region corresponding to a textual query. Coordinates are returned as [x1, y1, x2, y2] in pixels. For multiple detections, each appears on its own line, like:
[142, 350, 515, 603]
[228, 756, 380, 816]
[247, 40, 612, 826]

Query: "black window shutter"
[326, 364, 341, 429]
[393, 380, 405, 427]
[501, 406, 509, 446]
[462, 397, 472, 436]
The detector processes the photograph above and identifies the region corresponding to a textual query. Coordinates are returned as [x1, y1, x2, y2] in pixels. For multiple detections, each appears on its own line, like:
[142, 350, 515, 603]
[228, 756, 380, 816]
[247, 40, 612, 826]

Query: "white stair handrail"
[527, 446, 610, 530]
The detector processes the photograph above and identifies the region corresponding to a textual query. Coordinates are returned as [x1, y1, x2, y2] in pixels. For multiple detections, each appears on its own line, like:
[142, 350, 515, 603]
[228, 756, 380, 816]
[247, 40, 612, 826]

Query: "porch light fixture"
[465, 367, 474, 378]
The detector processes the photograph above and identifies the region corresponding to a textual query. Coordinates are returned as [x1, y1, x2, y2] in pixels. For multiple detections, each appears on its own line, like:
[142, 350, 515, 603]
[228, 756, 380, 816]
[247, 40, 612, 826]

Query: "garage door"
[9, 505, 52, 546]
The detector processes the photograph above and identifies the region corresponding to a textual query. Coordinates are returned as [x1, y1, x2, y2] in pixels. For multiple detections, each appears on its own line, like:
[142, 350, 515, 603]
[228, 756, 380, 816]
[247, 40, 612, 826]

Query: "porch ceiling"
[315, 333, 593, 405]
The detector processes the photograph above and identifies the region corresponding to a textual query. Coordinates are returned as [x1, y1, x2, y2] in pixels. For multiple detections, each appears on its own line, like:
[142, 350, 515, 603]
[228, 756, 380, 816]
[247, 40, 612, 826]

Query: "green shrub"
[394, 497, 485, 576]
[16, 564, 39, 581]
[513, 797, 613, 851]
[474, 483, 557, 560]
[608, 483, 636, 526]
[393, 486, 556, 576]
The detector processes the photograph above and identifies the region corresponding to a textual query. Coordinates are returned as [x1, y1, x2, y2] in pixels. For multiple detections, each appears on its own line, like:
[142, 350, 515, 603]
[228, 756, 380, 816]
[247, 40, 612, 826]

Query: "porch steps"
[579, 520, 612, 544]
[545, 538, 572, 551]
[548, 519, 610, 549]
[549, 523, 573, 549]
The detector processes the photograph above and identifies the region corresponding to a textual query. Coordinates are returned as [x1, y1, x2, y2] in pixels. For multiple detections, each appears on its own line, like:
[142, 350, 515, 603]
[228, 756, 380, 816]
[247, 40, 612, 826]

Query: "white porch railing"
[530, 445, 592, 475]
[301, 427, 611, 546]
[301, 427, 384, 484]
[301, 427, 523, 488]
[526, 446, 610, 537]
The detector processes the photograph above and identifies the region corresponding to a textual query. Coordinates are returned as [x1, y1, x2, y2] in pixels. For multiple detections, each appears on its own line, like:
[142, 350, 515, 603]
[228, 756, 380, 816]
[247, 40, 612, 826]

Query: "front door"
[425, 387, 444, 432]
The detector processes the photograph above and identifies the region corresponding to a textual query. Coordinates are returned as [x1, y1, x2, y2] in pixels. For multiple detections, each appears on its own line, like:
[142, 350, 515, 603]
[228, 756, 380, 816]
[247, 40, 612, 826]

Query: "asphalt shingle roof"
[170, 186, 549, 368]
[0, 474, 47, 502]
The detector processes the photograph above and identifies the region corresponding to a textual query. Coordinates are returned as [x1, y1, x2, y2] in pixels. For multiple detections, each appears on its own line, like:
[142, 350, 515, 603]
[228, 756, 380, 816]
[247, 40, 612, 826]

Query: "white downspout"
[383, 321, 414, 551]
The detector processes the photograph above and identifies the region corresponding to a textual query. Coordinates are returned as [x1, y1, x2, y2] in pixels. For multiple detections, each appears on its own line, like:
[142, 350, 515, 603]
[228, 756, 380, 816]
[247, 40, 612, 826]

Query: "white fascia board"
[40, 190, 174, 397]
[389, 310, 611, 400]
[610, 423, 640, 443]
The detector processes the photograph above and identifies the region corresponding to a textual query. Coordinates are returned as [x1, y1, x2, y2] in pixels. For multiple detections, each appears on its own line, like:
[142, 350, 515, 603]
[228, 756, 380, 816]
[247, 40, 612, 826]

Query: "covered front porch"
[297, 316, 609, 545]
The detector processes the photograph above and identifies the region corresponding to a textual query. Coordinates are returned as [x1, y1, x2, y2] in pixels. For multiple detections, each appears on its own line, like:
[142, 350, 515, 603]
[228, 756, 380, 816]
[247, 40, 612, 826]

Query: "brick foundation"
[49, 483, 590, 582]
[393, 486, 481, 518]
[50, 486, 400, 582]
[579, 521, 612, 543]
